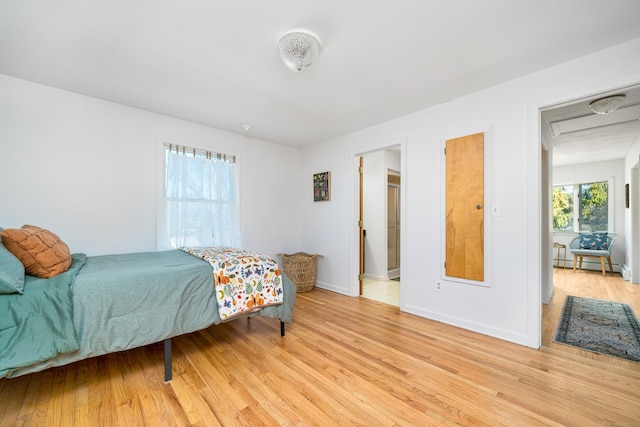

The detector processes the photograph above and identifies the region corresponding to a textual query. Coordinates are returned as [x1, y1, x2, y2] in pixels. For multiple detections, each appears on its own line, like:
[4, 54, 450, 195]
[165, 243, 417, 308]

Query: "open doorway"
[358, 145, 402, 306]
[539, 84, 640, 361]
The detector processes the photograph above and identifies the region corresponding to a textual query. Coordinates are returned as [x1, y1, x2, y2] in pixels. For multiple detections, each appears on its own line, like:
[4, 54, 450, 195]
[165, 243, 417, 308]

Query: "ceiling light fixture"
[589, 94, 626, 114]
[277, 29, 322, 72]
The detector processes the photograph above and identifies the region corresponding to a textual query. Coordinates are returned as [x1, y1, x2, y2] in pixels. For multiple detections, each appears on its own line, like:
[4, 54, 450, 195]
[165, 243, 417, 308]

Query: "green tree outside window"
[553, 186, 573, 230]
[553, 181, 609, 232]
[579, 182, 608, 231]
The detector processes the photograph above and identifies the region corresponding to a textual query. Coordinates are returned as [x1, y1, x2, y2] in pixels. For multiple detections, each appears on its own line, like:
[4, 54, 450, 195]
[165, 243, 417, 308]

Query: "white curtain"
[163, 149, 241, 249]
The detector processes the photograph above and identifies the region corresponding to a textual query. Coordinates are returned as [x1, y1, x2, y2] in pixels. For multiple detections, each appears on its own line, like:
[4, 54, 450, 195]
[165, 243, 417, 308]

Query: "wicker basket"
[280, 252, 320, 293]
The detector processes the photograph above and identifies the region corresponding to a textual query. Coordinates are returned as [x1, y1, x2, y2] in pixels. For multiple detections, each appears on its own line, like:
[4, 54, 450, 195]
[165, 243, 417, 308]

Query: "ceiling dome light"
[589, 94, 626, 114]
[277, 29, 322, 72]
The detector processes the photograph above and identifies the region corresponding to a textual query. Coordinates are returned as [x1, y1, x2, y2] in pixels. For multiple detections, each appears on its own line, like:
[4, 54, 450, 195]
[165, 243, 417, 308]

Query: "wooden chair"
[569, 234, 614, 276]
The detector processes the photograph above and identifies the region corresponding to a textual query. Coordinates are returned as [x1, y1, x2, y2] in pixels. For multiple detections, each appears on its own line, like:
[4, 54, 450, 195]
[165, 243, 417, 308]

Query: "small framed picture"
[313, 171, 331, 201]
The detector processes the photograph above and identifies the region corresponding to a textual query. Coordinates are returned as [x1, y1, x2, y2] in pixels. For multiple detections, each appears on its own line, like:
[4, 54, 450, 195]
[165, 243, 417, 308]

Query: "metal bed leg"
[280, 321, 285, 336]
[164, 338, 172, 383]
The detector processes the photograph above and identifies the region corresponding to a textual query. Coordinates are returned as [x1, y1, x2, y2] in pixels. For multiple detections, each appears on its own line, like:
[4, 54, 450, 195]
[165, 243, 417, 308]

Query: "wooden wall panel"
[446, 132, 484, 281]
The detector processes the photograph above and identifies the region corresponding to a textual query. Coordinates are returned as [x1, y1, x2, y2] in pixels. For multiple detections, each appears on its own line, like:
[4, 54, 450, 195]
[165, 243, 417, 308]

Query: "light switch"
[491, 203, 501, 217]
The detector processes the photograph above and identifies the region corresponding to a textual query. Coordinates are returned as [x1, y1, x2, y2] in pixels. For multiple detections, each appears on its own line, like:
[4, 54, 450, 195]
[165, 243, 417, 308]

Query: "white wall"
[0, 74, 302, 260]
[624, 134, 640, 282]
[552, 160, 626, 271]
[363, 150, 386, 279]
[541, 145, 553, 304]
[300, 38, 640, 347]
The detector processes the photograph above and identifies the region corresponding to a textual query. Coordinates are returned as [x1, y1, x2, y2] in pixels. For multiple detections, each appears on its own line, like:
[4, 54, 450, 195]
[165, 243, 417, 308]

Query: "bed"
[0, 230, 296, 381]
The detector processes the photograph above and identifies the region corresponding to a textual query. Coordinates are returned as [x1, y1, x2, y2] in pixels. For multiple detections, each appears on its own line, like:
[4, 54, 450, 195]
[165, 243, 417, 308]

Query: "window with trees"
[553, 180, 611, 233]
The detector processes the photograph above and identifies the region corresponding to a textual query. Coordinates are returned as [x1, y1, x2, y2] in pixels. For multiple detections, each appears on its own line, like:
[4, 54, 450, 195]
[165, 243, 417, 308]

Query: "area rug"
[554, 295, 640, 362]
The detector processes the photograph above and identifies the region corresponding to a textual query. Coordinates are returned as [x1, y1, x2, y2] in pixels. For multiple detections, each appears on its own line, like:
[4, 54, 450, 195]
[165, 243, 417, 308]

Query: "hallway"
[361, 277, 400, 306]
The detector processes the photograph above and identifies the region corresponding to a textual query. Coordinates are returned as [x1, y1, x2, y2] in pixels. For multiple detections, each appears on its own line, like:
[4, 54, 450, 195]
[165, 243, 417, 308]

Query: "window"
[160, 144, 240, 249]
[553, 185, 574, 231]
[553, 179, 612, 233]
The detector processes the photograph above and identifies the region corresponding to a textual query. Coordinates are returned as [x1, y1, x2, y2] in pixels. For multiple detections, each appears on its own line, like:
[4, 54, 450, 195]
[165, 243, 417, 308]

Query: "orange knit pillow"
[0, 225, 72, 278]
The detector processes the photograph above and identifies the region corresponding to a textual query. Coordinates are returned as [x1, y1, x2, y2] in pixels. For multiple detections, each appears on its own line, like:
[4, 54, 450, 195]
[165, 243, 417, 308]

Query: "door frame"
[530, 73, 640, 348]
[631, 161, 640, 284]
[351, 139, 407, 304]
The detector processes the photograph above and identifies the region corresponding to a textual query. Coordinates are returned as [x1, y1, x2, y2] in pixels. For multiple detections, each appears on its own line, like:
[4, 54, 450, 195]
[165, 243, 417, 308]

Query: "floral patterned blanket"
[179, 246, 284, 321]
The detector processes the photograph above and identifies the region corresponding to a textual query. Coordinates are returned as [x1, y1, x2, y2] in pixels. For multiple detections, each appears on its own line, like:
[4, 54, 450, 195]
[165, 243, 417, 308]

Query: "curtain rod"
[165, 143, 236, 163]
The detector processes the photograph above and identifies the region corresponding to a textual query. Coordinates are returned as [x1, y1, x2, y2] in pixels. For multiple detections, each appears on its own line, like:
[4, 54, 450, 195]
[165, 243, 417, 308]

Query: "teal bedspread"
[0, 254, 87, 378]
[5, 250, 296, 378]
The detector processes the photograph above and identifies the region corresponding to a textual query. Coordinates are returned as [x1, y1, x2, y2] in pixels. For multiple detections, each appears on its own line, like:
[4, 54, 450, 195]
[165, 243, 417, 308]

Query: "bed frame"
[162, 321, 285, 382]
[1, 249, 296, 380]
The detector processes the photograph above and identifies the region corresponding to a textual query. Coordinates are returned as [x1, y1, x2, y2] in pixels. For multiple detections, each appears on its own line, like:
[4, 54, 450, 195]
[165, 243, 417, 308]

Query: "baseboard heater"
[621, 264, 631, 281]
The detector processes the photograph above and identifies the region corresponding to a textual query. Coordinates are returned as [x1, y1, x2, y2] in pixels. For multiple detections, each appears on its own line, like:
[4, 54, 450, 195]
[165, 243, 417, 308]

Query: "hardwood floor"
[1, 273, 639, 426]
[543, 267, 640, 367]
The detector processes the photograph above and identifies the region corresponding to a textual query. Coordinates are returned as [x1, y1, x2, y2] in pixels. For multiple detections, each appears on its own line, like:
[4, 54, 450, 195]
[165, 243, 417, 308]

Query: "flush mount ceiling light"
[277, 29, 322, 72]
[589, 94, 626, 114]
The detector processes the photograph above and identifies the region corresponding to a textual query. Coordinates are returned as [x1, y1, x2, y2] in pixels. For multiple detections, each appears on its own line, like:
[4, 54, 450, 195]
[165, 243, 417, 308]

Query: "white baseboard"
[363, 273, 387, 281]
[314, 284, 530, 347]
[403, 304, 529, 347]
[314, 281, 353, 296]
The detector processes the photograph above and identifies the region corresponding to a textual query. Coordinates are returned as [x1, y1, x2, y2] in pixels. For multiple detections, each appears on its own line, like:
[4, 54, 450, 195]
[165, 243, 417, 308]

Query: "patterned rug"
[554, 296, 640, 362]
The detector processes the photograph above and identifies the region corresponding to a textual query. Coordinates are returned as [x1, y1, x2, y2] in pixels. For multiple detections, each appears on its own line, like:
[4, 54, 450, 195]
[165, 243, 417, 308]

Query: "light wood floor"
[543, 267, 640, 366]
[1, 274, 639, 426]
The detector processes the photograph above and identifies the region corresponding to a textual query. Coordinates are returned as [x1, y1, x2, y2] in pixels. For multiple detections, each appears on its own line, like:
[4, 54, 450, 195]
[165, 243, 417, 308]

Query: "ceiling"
[543, 86, 640, 166]
[1, 1, 640, 149]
